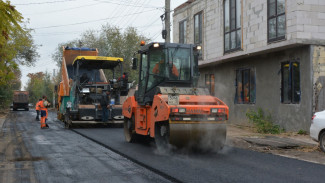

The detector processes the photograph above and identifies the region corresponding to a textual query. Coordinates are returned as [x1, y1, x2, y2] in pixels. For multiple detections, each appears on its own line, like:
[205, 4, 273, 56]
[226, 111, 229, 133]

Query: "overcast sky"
[10, 0, 185, 89]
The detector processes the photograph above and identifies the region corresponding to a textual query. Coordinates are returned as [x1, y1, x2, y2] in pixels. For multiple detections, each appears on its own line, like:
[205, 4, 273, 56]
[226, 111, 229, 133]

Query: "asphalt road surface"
[2, 110, 325, 183]
[0, 110, 170, 183]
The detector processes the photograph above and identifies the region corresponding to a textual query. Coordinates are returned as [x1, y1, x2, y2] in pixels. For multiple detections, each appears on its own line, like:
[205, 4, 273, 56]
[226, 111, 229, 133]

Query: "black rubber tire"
[124, 115, 137, 143]
[154, 122, 170, 152]
[320, 131, 325, 153]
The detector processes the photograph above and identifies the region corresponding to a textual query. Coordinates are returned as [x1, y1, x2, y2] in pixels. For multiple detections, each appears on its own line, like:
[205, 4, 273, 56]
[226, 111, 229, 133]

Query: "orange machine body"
[123, 93, 229, 138]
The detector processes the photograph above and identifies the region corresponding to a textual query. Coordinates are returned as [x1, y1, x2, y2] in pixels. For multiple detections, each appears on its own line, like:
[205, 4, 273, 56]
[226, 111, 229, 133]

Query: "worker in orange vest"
[35, 99, 42, 121]
[39, 96, 50, 129]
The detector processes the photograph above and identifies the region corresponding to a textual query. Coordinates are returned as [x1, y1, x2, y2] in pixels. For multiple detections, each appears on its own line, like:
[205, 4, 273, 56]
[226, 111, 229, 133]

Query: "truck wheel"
[124, 116, 136, 143]
[155, 122, 170, 152]
[320, 131, 325, 153]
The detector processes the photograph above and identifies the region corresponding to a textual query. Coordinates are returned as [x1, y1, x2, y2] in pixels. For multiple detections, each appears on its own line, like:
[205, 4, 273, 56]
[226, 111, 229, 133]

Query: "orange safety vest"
[36, 101, 41, 111]
[39, 100, 47, 111]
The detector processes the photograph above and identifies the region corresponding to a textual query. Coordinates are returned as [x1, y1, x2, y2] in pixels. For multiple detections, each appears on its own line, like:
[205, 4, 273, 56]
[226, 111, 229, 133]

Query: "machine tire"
[319, 131, 325, 153]
[124, 115, 137, 143]
[155, 121, 170, 152]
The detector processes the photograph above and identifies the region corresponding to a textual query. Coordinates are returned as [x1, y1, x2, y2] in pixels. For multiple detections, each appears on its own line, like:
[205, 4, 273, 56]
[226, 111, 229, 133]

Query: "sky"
[10, 0, 186, 89]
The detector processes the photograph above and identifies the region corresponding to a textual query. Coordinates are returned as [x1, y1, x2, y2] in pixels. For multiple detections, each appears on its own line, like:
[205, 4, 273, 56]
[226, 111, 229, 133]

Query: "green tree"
[52, 24, 149, 84]
[25, 72, 54, 105]
[0, 1, 39, 108]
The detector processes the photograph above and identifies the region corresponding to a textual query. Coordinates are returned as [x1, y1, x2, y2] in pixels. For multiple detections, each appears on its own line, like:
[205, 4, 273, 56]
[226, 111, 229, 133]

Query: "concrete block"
[304, 25, 319, 32]
[319, 26, 325, 32]
[287, 25, 297, 34]
[297, 32, 312, 39]
[312, 18, 325, 26]
[297, 25, 304, 32]
[318, 13, 325, 19]
[304, 0, 319, 5]
[320, 1, 325, 5]
[312, 33, 325, 40]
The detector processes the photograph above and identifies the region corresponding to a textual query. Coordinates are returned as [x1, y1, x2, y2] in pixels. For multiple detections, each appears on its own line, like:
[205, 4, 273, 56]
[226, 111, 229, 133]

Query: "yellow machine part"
[168, 120, 227, 151]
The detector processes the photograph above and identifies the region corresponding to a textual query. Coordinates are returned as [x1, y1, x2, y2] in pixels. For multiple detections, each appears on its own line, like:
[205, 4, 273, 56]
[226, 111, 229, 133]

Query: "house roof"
[174, 0, 196, 12]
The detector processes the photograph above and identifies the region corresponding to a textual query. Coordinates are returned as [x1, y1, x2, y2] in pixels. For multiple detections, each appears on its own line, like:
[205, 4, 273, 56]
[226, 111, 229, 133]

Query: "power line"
[32, 23, 161, 37]
[32, 8, 159, 29]
[25, 2, 103, 15]
[93, 0, 162, 9]
[124, 0, 148, 27]
[13, 0, 78, 6]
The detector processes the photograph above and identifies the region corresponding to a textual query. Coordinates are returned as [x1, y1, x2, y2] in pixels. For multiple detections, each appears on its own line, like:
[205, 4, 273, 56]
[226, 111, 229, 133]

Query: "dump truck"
[57, 47, 131, 128]
[122, 42, 229, 151]
[13, 91, 29, 111]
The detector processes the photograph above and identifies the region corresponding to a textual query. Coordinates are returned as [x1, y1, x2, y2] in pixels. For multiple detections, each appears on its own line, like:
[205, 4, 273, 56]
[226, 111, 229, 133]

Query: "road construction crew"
[35, 99, 42, 121]
[39, 96, 50, 129]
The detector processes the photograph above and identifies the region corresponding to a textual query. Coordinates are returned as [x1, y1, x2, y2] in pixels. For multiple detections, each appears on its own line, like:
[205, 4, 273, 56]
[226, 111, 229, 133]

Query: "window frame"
[194, 12, 203, 45]
[205, 74, 215, 95]
[267, 0, 286, 43]
[235, 68, 256, 104]
[179, 19, 187, 44]
[224, 0, 242, 53]
[281, 61, 300, 104]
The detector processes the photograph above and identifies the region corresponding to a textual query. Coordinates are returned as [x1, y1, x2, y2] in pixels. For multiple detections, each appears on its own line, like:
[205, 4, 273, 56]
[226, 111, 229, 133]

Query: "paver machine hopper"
[122, 42, 229, 151]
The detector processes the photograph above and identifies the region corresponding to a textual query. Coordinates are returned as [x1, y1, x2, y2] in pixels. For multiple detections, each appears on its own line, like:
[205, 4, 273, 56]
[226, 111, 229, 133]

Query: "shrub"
[246, 108, 284, 134]
[297, 130, 307, 135]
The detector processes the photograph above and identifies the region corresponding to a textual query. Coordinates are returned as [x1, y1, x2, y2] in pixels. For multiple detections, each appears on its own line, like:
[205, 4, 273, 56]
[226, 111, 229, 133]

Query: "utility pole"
[165, 0, 171, 43]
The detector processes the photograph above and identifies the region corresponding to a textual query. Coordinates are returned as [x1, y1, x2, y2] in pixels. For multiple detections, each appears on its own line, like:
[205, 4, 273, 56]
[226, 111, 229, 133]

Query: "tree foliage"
[0, 0, 39, 108]
[25, 72, 54, 105]
[52, 24, 150, 84]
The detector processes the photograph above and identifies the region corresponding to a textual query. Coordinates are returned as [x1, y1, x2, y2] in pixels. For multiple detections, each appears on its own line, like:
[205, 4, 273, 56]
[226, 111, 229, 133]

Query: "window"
[281, 62, 300, 104]
[224, 0, 241, 53]
[194, 12, 202, 45]
[179, 20, 187, 44]
[235, 68, 256, 104]
[205, 74, 215, 95]
[268, 0, 286, 42]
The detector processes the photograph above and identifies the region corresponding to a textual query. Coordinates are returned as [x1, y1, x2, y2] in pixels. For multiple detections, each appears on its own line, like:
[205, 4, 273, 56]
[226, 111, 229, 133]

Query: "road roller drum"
[169, 122, 227, 151]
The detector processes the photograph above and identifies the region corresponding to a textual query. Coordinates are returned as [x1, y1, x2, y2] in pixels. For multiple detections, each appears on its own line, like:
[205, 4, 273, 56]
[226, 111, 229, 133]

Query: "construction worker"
[35, 99, 42, 121]
[118, 72, 128, 88]
[100, 90, 111, 122]
[152, 60, 179, 78]
[39, 96, 50, 129]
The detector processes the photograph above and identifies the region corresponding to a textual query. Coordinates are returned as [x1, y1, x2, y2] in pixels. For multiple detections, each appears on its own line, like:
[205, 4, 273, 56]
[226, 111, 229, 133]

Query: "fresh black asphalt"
[75, 126, 325, 183]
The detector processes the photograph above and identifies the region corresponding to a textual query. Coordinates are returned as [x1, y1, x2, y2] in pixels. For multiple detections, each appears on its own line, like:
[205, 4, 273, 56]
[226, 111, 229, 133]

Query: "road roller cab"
[122, 42, 229, 151]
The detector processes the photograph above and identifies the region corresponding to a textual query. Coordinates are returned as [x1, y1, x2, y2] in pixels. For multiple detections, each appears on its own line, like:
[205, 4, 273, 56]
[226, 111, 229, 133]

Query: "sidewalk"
[227, 124, 325, 165]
